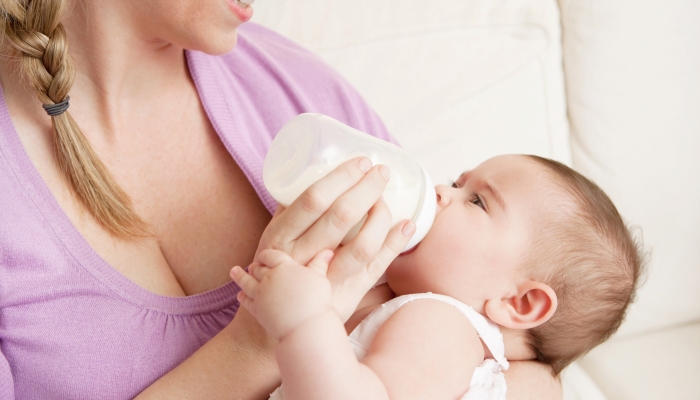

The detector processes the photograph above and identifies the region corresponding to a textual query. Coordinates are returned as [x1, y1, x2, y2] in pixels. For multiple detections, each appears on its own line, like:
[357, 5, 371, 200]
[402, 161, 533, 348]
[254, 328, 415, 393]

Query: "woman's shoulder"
[186, 22, 395, 145]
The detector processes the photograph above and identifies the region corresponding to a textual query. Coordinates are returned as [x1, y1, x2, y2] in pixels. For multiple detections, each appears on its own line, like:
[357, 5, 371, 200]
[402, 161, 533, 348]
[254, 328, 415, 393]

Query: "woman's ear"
[484, 280, 557, 330]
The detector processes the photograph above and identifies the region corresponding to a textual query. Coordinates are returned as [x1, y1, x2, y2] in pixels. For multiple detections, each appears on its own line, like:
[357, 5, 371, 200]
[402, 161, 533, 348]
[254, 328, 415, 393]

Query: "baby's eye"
[470, 194, 486, 211]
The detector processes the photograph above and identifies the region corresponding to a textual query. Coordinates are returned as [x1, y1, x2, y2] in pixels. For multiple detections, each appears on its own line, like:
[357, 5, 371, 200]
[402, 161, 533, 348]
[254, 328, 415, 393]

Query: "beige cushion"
[580, 322, 700, 399]
[253, 0, 570, 180]
[560, 0, 700, 335]
[561, 363, 608, 400]
[559, 0, 700, 397]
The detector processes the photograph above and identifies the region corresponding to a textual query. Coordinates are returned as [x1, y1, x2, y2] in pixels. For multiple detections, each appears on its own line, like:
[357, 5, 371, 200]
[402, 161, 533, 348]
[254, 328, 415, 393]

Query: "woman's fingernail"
[379, 165, 391, 180]
[359, 158, 372, 172]
[402, 221, 416, 237]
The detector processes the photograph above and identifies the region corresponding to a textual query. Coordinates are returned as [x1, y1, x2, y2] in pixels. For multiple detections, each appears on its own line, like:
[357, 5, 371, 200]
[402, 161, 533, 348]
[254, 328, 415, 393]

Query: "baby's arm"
[355, 299, 484, 399]
[232, 250, 484, 399]
[274, 304, 389, 399]
[232, 248, 388, 398]
[276, 298, 484, 399]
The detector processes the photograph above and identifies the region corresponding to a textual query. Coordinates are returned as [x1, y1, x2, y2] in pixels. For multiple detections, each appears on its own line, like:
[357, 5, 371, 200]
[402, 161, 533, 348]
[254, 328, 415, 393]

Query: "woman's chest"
[116, 116, 272, 296]
[18, 106, 272, 297]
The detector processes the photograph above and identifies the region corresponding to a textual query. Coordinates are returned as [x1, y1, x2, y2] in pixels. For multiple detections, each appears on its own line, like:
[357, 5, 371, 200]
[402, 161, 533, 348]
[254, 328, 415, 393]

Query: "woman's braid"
[1, 0, 147, 238]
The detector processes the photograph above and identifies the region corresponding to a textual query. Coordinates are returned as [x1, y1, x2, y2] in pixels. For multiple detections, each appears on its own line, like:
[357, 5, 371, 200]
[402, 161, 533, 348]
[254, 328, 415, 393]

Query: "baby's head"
[386, 154, 645, 375]
[518, 155, 645, 374]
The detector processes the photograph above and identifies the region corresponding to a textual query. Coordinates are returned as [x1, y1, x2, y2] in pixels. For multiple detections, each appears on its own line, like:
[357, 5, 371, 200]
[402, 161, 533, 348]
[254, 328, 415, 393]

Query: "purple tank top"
[0, 23, 395, 399]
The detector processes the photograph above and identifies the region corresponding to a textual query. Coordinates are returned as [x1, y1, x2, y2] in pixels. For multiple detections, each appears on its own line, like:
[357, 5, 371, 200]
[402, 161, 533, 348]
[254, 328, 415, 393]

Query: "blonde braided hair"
[1, 0, 147, 237]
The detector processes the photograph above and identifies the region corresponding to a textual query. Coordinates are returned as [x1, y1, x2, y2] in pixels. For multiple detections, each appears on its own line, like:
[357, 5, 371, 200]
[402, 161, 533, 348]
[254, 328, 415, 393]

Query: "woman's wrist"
[135, 306, 280, 399]
[226, 306, 279, 373]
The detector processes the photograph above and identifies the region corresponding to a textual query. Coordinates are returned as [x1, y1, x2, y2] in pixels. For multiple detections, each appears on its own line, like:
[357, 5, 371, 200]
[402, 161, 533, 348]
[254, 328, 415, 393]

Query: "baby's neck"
[498, 327, 536, 361]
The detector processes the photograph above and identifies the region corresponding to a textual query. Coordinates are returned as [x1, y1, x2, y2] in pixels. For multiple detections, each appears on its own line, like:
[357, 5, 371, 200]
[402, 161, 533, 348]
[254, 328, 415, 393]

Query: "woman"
[0, 0, 561, 398]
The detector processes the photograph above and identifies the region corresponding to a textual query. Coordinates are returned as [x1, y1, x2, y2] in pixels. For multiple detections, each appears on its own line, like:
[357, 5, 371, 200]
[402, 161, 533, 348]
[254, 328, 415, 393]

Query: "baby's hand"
[230, 249, 335, 340]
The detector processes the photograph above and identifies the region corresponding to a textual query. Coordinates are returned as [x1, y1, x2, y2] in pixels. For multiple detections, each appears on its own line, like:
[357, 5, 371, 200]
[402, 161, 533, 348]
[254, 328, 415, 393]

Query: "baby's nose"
[435, 184, 452, 207]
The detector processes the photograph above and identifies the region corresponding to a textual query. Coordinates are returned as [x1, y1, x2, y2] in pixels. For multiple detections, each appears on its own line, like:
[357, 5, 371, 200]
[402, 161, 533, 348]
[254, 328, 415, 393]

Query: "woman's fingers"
[337, 220, 414, 322]
[268, 204, 286, 223]
[259, 157, 376, 264]
[328, 199, 392, 283]
[293, 164, 390, 263]
[366, 220, 415, 281]
[260, 157, 373, 258]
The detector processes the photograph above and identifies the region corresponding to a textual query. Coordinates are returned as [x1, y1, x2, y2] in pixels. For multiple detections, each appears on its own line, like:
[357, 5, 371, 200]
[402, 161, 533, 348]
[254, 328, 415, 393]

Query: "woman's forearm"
[136, 308, 280, 400]
[504, 361, 563, 400]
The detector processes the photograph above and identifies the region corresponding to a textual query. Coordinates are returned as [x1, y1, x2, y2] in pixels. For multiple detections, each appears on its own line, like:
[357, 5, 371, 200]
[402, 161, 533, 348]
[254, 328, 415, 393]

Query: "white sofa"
[253, 1, 700, 399]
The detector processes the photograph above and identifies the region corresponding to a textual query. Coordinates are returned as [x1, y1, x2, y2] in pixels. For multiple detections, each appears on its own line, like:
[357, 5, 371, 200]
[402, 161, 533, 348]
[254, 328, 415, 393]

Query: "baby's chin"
[386, 250, 411, 274]
[386, 243, 412, 272]
[384, 255, 421, 295]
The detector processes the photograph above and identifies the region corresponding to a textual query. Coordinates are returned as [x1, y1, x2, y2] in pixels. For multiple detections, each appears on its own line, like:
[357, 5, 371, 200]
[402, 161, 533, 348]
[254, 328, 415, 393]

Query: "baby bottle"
[263, 113, 436, 252]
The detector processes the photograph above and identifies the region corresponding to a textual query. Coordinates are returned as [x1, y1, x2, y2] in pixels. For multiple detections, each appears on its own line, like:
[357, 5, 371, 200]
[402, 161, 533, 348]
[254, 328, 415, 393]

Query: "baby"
[230, 154, 645, 399]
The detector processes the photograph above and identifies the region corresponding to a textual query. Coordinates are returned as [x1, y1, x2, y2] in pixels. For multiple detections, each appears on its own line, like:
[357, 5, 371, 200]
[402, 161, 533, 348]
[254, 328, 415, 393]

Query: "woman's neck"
[67, 1, 192, 131]
[0, 0, 193, 139]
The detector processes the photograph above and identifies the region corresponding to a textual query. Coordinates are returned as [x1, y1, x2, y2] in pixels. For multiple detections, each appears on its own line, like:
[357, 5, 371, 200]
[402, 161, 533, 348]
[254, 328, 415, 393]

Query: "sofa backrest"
[559, 0, 700, 335]
[253, 0, 570, 179]
[253, 0, 700, 339]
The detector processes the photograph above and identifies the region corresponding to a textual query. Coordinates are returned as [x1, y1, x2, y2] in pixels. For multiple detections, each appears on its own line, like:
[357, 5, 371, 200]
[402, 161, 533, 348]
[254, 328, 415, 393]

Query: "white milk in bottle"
[263, 113, 436, 252]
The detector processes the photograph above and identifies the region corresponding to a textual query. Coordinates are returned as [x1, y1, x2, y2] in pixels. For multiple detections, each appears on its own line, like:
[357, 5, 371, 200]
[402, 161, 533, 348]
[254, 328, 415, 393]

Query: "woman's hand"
[250, 157, 415, 321]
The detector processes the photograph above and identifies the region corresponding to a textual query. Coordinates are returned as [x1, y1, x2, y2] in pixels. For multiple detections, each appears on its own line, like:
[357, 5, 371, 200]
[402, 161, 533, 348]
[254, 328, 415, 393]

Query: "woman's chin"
[198, 33, 239, 56]
[177, 27, 240, 56]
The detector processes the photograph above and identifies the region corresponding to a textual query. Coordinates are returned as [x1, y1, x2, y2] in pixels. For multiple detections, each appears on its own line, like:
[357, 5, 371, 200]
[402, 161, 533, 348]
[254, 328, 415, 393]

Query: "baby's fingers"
[251, 265, 271, 281]
[257, 248, 294, 268]
[236, 291, 254, 313]
[230, 266, 259, 300]
[307, 249, 334, 276]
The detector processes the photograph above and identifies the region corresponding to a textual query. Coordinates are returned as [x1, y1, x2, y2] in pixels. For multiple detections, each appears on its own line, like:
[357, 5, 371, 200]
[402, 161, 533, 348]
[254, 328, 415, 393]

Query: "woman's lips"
[226, 0, 254, 22]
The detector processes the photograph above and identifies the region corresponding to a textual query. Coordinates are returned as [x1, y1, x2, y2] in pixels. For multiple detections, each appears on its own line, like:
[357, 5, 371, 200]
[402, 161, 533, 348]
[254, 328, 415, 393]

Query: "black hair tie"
[42, 96, 70, 117]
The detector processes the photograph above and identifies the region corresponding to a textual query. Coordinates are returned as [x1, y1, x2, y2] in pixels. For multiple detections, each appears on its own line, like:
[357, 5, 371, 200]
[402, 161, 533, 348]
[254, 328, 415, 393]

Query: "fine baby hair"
[519, 156, 646, 375]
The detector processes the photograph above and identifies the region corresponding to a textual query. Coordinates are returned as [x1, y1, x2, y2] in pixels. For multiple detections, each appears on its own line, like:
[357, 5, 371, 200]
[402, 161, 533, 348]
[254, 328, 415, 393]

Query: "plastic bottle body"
[263, 113, 435, 252]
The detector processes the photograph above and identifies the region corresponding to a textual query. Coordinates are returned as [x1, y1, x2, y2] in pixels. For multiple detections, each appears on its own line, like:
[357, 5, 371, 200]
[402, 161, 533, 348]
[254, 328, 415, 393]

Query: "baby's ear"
[484, 280, 557, 330]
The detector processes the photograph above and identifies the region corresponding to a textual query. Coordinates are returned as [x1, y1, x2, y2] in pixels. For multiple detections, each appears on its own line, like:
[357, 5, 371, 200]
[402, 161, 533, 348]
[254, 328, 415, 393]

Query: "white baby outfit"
[269, 293, 509, 400]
